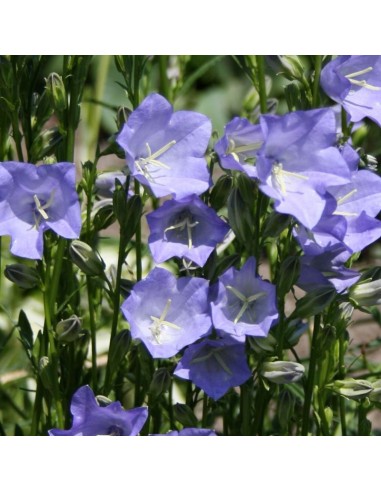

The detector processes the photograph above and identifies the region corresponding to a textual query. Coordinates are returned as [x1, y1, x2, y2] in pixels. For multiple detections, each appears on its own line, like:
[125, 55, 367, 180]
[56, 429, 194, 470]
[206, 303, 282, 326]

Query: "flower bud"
[56, 315, 82, 343]
[96, 395, 113, 407]
[369, 380, 381, 403]
[116, 106, 132, 128]
[45, 73, 67, 113]
[292, 286, 337, 319]
[349, 279, 381, 307]
[261, 360, 305, 384]
[248, 332, 277, 355]
[39, 356, 54, 392]
[210, 174, 233, 211]
[148, 368, 171, 403]
[278, 56, 306, 81]
[69, 240, 105, 277]
[277, 256, 300, 296]
[173, 403, 199, 428]
[4, 263, 39, 289]
[227, 186, 255, 247]
[107, 329, 131, 379]
[328, 378, 373, 401]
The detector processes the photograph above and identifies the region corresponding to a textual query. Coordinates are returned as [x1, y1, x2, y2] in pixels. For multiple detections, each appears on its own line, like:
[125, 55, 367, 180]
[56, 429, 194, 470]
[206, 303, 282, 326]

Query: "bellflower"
[95, 170, 127, 198]
[174, 337, 252, 400]
[48, 385, 148, 436]
[116, 93, 212, 199]
[120, 267, 212, 358]
[256, 109, 351, 228]
[211, 257, 278, 338]
[146, 194, 230, 266]
[321, 56, 381, 126]
[0, 161, 81, 259]
[214, 117, 263, 178]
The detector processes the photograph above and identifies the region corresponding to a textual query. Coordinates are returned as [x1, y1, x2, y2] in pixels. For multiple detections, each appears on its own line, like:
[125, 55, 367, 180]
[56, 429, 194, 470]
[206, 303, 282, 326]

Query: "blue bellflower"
[153, 428, 217, 436]
[174, 337, 252, 400]
[49, 385, 148, 436]
[255, 109, 351, 229]
[211, 257, 278, 337]
[146, 194, 230, 267]
[0, 162, 81, 259]
[117, 93, 212, 199]
[120, 267, 212, 358]
[321, 56, 381, 126]
[214, 117, 263, 178]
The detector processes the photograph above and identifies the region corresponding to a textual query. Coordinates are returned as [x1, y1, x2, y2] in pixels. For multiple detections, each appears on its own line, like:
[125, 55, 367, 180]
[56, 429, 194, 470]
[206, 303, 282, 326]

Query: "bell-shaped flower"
[0, 161, 81, 259]
[211, 257, 278, 337]
[120, 267, 212, 358]
[255, 108, 351, 229]
[321, 56, 381, 126]
[49, 385, 148, 436]
[152, 428, 217, 436]
[214, 117, 263, 178]
[174, 336, 252, 400]
[146, 194, 230, 267]
[116, 93, 212, 199]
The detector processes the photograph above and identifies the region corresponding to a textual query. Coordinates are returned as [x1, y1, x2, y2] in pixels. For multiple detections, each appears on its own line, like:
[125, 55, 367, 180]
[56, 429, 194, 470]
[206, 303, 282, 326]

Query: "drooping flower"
[211, 257, 278, 337]
[0, 161, 81, 259]
[255, 108, 351, 229]
[174, 336, 252, 400]
[321, 56, 381, 126]
[116, 93, 212, 199]
[214, 117, 263, 178]
[120, 267, 212, 358]
[48, 385, 148, 436]
[146, 194, 230, 267]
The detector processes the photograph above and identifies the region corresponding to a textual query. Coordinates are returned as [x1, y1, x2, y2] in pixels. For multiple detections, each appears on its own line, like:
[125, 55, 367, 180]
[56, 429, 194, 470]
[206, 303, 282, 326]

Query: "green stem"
[312, 55, 323, 107]
[277, 298, 285, 358]
[134, 180, 142, 281]
[202, 393, 208, 428]
[11, 112, 24, 162]
[338, 336, 347, 436]
[256, 55, 267, 114]
[49, 238, 66, 321]
[87, 277, 97, 391]
[301, 315, 321, 435]
[241, 381, 252, 435]
[159, 55, 171, 100]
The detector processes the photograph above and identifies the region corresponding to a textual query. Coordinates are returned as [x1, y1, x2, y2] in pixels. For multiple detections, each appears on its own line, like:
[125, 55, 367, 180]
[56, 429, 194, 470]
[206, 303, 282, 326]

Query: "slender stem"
[301, 315, 321, 435]
[256, 55, 267, 114]
[241, 382, 252, 435]
[159, 55, 171, 100]
[134, 180, 142, 281]
[338, 336, 347, 436]
[87, 277, 97, 391]
[252, 381, 267, 435]
[11, 112, 24, 162]
[277, 298, 285, 358]
[341, 107, 349, 139]
[49, 238, 66, 321]
[202, 393, 208, 428]
[312, 55, 323, 107]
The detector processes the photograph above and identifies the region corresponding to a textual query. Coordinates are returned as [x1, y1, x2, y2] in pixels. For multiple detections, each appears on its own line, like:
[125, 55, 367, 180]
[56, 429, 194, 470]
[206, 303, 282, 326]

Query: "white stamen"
[164, 215, 199, 249]
[337, 188, 357, 205]
[226, 285, 266, 324]
[344, 66, 381, 91]
[135, 140, 176, 182]
[272, 163, 308, 195]
[149, 298, 181, 344]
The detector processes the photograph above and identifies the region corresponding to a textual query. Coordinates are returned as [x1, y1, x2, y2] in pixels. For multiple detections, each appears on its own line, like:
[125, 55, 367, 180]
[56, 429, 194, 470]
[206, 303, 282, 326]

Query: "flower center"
[226, 285, 266, 324]
[344, 66, 381, 91]
[227, 138, 261, 164]
[32, 191, 55, 229]
[135, 140, 176, 182]
[271, 163, 308, 195]
[191, 346, 233, 375]
[164, 211, 199, 249]
[149, 298, 181, 344]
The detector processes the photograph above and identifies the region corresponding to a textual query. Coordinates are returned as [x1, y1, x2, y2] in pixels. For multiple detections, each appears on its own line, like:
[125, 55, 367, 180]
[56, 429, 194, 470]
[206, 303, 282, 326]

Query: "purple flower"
[211, 257, 278, 337]
[146, 194, 230, 267]
[48, 385, 148, 436]
[174, 337, 252, 400]
[95, 170, 127, 198]
[255, 109, 351, 228]
[153, 428, 217, 436]
[214, 117, 263, 178]
[0, 162, 81, 259]
[321, 56, 381, 126]
[120, 267, 212, 358]
[116, 93, 212, 199]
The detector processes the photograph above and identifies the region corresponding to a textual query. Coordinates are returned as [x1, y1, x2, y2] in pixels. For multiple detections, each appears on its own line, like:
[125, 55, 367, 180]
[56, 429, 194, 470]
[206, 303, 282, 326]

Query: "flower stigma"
[227, 138, 261, 163]
[344, 67, 381, 91]
[164, 211, 199, 249]
[135, 140, 176, 182]
[149, 298, 181, 344]
[226, 285, 267, 324]
[271, 163, 308, 195]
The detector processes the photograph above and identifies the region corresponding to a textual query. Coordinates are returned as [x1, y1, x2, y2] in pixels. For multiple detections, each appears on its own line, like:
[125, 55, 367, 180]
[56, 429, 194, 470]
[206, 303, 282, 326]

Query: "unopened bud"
[107, 329, 131, 379]
[148, 368, 171, 402]
[56, 315, 82, 343]
[116, 106, 132, 128]
[349, 279, 381, 307]
[261, 360, 305, 384]
[369, 380, 381, 403]
[69, 240, 105, 277]
[45, 73, 67, 113]
[39, 356, 54, 392]
[96, 395, 113, 407]
[292, 286, 337, 319]
[173, 403, 198, 428]
[248, 332, 277, 354]
[210, 174, 233, 211]
[4, 263, 39, 289]
[278, 256, 300, 296]
[328, 378, 373, 401]
[278, 56, 305, 81]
